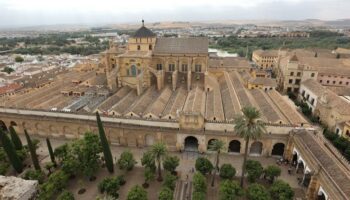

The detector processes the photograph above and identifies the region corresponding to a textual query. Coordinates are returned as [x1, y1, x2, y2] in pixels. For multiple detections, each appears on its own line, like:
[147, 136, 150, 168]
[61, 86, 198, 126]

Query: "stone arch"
[317, 187, 327, 200]
[22, 122, 32, 132]
[63, 126, 72, 135]
[228, 140, 241, 153]
[0, 120, 8, 132]
[35, 122, 45, 136]
[271, 143, 285, 157]
[9, 121, 20, 133]
[297, 160, 305, 174]
[78, 126, 88, 135]
[184, 136, 199, 152]
[249, 141, 263, 156]
[48, 125, 57, 134]
[10, 121, 17, 126]
[145, 134, 155, 146]
[292, 152, 298, 165]
[317, 193, 326, 200]
[207, 138, 218, 150]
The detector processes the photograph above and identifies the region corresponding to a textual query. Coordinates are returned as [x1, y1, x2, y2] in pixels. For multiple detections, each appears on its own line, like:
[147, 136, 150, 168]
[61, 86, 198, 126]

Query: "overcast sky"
[0, 0, 349, 28]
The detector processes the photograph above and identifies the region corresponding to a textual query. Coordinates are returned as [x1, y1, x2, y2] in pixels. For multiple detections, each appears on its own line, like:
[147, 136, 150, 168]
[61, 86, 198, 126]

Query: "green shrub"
[57, 190, 75, 200]
[163, 173, 177, 191]
[219, 164, 236, 179]
[269, 180, 294, 200]
[247, 183, 270, 200]
[195, 157, 213, 175]
[246, 160, 263, 183]
[23, 169, 45, 184]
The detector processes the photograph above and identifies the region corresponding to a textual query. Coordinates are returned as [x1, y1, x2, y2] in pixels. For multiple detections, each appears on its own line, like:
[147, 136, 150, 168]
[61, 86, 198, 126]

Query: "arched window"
[131, 65, 137, 76]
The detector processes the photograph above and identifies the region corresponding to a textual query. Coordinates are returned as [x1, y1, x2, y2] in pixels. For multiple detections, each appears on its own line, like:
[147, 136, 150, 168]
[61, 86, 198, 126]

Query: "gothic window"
[156, 64, 162, 70]
[195, 64, 202, 72]
[168, 64, 175, 72]
[182, 64, 188, 72]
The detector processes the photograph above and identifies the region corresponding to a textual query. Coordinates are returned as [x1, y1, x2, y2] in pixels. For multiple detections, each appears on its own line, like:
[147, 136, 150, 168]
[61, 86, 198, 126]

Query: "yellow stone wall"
[128, 37, 156, 51]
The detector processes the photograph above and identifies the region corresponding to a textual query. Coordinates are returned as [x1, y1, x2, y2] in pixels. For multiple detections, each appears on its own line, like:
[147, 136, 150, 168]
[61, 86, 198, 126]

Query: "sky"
[0, 0, 349, 28]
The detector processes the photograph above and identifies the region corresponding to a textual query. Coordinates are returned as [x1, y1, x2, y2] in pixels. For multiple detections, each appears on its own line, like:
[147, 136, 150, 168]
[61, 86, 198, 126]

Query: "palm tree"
[151, 142, 167, 181]
[209, 139, 225, 187]
[234, 106, 266, 187]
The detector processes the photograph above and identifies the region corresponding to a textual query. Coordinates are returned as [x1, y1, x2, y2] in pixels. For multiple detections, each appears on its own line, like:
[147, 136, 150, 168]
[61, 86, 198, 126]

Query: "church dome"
[133, 20, 156, 38]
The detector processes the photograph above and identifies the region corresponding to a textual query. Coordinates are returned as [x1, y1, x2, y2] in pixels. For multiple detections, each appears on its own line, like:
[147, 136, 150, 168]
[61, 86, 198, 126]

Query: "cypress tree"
[9, 126, 23, 150]
[46, 138, 56, 166]
[0, 129, 23, 173]
[25, 130, 41, 171]
[96, 112, 114, 173]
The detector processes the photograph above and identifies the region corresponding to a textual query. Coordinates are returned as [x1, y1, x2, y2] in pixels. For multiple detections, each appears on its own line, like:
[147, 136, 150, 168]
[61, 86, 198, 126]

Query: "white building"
[299, 79, 324, 112]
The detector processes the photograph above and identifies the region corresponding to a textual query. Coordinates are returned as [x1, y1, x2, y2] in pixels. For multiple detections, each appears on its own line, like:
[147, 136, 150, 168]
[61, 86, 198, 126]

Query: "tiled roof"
[153, 37, 208, 54]
[133, 26, 156, 38]
[249, 77, 277, 87]
[295, 131, 350, 198]
[301, 79, 325, 97]
[253, 50, 279, 57]
[0, 83, 22, 95]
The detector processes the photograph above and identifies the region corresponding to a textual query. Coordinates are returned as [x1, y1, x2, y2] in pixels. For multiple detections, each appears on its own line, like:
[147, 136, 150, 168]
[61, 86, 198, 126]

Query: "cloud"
[0, 0, 349, 28]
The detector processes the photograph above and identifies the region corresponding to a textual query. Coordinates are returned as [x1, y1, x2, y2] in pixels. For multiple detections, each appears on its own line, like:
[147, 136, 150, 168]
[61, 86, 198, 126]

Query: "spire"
[142, 19, 145, 27]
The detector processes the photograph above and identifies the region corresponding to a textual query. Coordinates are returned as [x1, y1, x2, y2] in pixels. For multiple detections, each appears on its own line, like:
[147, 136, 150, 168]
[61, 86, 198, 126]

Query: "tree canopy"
[127, 185, 148, 200]
[247, 183, 271, 200]
[219, 180, 244, 200]
[195, 157, 213, 175]
[269, 180, 294, 200]
[219, 164, 236, 179]
[117, 150, 137, 171]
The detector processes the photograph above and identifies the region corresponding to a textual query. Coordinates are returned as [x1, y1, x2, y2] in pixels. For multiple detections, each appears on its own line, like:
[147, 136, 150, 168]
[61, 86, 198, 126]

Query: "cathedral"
[101, 20, 208, 95]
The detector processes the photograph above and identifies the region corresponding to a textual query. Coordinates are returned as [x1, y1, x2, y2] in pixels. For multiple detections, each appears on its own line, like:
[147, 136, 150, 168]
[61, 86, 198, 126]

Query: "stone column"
[187, 70, 192, 91]
[156, 71, 164, 91]
[306, 175, 320, 200]
[172, 70, 178, 91]
[240, 140, 249, 155]
[264, 139, 273, 157]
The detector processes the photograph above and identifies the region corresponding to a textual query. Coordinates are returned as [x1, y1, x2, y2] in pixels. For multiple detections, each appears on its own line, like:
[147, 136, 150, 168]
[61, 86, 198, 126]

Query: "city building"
[275, 49, 350, 93]
[252, 50, 279, 69]
[299, 79, 350, 132]
[0, 22, 350, 199]
[276, 53, 318, 93]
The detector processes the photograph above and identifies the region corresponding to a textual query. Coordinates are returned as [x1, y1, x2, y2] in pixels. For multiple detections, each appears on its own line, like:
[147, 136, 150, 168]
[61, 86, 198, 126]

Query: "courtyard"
[26, 135, 306, 199]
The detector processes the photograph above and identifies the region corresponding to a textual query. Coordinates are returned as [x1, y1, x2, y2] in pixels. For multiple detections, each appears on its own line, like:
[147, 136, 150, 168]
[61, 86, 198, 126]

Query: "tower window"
[149, 44, 152, 50]
[137, 45, 141, 50]
[168, 64, 175, 72]
[182, 64, 188, 72]
[195, 64, 202, 72]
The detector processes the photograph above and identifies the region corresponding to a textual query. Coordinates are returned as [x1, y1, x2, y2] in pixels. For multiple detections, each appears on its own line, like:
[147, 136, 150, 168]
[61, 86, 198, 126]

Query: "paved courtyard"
[26, 135, 306, 199]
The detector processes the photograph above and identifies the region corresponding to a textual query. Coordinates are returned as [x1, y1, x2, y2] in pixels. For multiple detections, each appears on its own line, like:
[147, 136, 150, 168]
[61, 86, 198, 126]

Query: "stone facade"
[102, 22, 208, 94]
